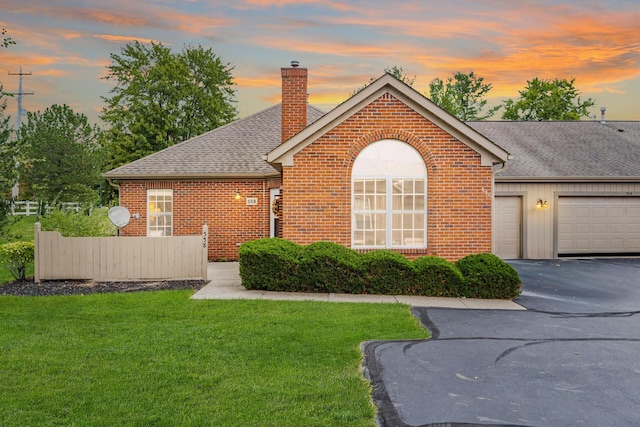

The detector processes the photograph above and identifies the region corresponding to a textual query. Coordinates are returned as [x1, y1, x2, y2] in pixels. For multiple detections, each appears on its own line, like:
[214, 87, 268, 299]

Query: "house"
[470, 120, 640, 258]
[104, 63, 640, 260]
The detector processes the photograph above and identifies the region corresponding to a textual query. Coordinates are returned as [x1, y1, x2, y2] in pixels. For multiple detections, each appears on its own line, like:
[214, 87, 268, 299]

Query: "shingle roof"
[467, 121, 640, 180]
[103, 104, 325, 179]
[105, 100, 640, 182]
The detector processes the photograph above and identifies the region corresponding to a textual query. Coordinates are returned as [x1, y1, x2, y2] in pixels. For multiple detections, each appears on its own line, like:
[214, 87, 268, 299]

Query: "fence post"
[202, 225, 209, 281]
[34, 222, 41, 283]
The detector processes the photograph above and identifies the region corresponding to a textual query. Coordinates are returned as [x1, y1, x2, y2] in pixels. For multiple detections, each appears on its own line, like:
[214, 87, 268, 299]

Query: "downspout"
[107, 179, 121, 203]
[492, 161, 509, 254]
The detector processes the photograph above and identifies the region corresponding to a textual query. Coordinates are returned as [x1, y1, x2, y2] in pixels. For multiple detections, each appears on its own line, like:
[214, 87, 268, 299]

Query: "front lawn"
[0, 292, 428, 426]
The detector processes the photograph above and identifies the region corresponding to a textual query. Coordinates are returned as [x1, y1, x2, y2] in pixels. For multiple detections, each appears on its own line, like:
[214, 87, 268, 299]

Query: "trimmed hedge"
[238, 238, 301, 291]
[238, 239, 522, 299]
[455, 253, 521, 299]
[298, 241, 364, 293]
[412, 256, 464, 297]
[361, 250, 414, 295]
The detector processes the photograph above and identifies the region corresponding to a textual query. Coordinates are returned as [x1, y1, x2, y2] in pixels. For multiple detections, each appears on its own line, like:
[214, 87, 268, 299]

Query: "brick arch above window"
[343, 129, 436, 178]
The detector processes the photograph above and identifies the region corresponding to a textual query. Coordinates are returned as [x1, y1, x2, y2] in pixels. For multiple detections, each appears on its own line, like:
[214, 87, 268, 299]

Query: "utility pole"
[8, 67, 34, 198]
[8, 66, 33, 130]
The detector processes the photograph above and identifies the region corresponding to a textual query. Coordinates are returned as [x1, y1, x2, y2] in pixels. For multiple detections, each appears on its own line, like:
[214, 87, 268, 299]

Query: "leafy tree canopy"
[101, 41, 237, 169]
[353, 66, 416, 95]
[501, 77, 595, 121]
[2, 28, 15, 48]
[428, 71, 500, 120]
[16, 104, 104, 207]
[0, 89, 15, 203]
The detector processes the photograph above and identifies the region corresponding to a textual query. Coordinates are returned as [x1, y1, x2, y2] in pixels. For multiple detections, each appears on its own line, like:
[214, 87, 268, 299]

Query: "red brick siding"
[119, 179, 277, 260]
[281, 93, 493, 261]
[281, 67, 307, 142]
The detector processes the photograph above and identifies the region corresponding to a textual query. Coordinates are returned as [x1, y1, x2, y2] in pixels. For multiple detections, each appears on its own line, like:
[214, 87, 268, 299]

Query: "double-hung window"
[352, 140, 427, 249]
[147, 189, 173, 237]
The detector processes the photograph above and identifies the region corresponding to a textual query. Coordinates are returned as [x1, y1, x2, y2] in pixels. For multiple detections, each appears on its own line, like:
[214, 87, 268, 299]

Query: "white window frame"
[147, 189, 173, 237]
[352, 140, 427, 249]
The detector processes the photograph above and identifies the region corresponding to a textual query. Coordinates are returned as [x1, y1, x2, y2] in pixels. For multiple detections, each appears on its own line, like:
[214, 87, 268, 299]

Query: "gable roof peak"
[267, 72, 509, 167]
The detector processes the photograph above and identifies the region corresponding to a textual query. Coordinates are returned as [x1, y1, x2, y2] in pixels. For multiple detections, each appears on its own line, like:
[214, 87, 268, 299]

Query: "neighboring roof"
[103, 104, 325, 180]
[467, 121, 640, 182]
[267, 73, 511, 167]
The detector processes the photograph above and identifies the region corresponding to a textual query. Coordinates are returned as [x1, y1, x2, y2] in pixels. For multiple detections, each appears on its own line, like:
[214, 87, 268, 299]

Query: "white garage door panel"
[558, 197, 640, 254]
[495, 196, 522, 259]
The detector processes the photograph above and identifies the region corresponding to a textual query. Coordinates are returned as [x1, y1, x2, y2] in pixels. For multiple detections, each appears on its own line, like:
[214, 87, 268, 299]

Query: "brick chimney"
[281, 61, 307, 143]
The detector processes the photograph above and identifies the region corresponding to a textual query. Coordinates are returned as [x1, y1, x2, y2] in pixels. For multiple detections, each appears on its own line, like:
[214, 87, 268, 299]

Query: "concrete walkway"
[192, 262, 525, 310]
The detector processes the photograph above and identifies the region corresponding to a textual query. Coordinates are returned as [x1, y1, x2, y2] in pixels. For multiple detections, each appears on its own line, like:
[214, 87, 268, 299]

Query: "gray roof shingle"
[105, 101, 640, 182]
[104, 104, 325, 179]
[467, 121, 640, 179]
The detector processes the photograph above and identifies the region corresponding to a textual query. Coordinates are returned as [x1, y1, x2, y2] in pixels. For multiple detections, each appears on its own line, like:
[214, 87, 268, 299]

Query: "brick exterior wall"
[281, 66, 307, 142]
[119, 179, 279, 261]
[117, 89, 495, 262]
[280, 92, 494, 261]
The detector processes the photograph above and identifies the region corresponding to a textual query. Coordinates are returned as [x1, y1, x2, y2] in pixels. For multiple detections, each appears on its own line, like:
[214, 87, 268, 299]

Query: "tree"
[428, 72, 500, 120]
[353, 66, 416, 95]
[0, 28, 16, 220]
[101, 41, 237, 170]
[501, 77, 595, 121]
[1, 28, 15, 48]
[16, 104, 104, 208]
[0, 89, 16, 209]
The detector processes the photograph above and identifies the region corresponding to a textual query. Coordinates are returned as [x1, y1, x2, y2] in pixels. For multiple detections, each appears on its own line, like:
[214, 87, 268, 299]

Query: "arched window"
[352, 139, 427, 248]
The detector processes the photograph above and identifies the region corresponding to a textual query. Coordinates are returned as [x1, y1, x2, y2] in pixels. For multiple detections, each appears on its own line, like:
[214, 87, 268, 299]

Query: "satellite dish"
[108, 206, 131, 229]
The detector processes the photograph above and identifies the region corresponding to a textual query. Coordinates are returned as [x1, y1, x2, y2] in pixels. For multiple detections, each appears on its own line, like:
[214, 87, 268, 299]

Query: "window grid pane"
[353, 179, 386, 247]
[148, 189, 173, 237]
[391, 178, 426, 248]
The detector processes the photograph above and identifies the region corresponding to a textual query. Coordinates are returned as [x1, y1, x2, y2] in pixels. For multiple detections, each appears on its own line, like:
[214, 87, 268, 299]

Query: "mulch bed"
[0, 279, 208, 297]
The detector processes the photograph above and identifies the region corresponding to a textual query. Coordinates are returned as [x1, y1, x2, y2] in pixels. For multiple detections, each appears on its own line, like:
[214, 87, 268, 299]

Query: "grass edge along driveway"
[0, 291, 428, 426]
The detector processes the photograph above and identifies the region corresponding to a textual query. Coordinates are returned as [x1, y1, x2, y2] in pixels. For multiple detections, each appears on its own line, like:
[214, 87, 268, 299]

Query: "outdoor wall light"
[235, 190, 241, 201]
[535, 198, 549, 209]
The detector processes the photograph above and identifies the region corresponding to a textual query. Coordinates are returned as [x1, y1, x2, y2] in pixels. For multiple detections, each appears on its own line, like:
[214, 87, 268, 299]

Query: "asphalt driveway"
[363, 258, 640, 427]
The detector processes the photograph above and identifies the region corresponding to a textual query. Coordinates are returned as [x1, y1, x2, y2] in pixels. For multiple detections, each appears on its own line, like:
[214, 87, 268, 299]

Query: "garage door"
[558, 197, 640, 255]
[494, 196, 522, 259]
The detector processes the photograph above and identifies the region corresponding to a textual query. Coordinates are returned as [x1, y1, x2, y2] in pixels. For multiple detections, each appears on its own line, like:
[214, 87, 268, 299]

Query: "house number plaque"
[246, 197, 258, 206]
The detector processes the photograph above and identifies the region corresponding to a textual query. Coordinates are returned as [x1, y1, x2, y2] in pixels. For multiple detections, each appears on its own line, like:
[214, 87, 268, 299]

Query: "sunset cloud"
[2, 0, 638, 122]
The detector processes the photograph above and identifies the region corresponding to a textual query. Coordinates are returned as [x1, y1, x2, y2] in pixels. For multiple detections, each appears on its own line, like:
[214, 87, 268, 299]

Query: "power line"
[7, 67, 34, 199]
[8, 66, 34, 130]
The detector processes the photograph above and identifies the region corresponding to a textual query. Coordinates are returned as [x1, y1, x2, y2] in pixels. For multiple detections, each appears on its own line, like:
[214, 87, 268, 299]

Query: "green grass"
[0, 292, 428, 426]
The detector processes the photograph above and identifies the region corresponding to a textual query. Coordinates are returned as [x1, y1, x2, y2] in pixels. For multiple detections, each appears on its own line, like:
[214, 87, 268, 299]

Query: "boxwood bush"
[455, 253, 521, 299]
[413, 256, 463, 297]
[297, 241, 363, 293]
[361, 250, 415, 295]
[238, 238, 301, 291]
[238, 239, 522, 299]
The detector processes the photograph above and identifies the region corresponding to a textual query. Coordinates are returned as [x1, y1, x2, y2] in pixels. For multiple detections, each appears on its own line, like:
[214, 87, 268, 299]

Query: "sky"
[1, 0, 639, 128]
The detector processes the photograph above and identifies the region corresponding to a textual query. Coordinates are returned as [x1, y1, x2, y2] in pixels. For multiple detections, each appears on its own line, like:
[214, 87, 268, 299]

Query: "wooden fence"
[9, 201, 81, 216]
[34, 223, 209, 282]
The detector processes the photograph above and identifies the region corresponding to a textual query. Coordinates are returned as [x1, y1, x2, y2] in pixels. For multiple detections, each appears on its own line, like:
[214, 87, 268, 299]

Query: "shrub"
[297, 241, 363, 293]
[412, 256, 464, 297]
[40, 209, 115, 237]
[0, 241, 34, 280]
[361, 250, 414, 294]
[455, 253, 521, 299]
[238, 238, 301, 291]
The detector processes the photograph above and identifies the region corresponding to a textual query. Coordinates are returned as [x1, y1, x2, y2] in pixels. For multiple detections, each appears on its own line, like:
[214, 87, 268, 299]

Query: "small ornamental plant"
[0, 241, 35, 280]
